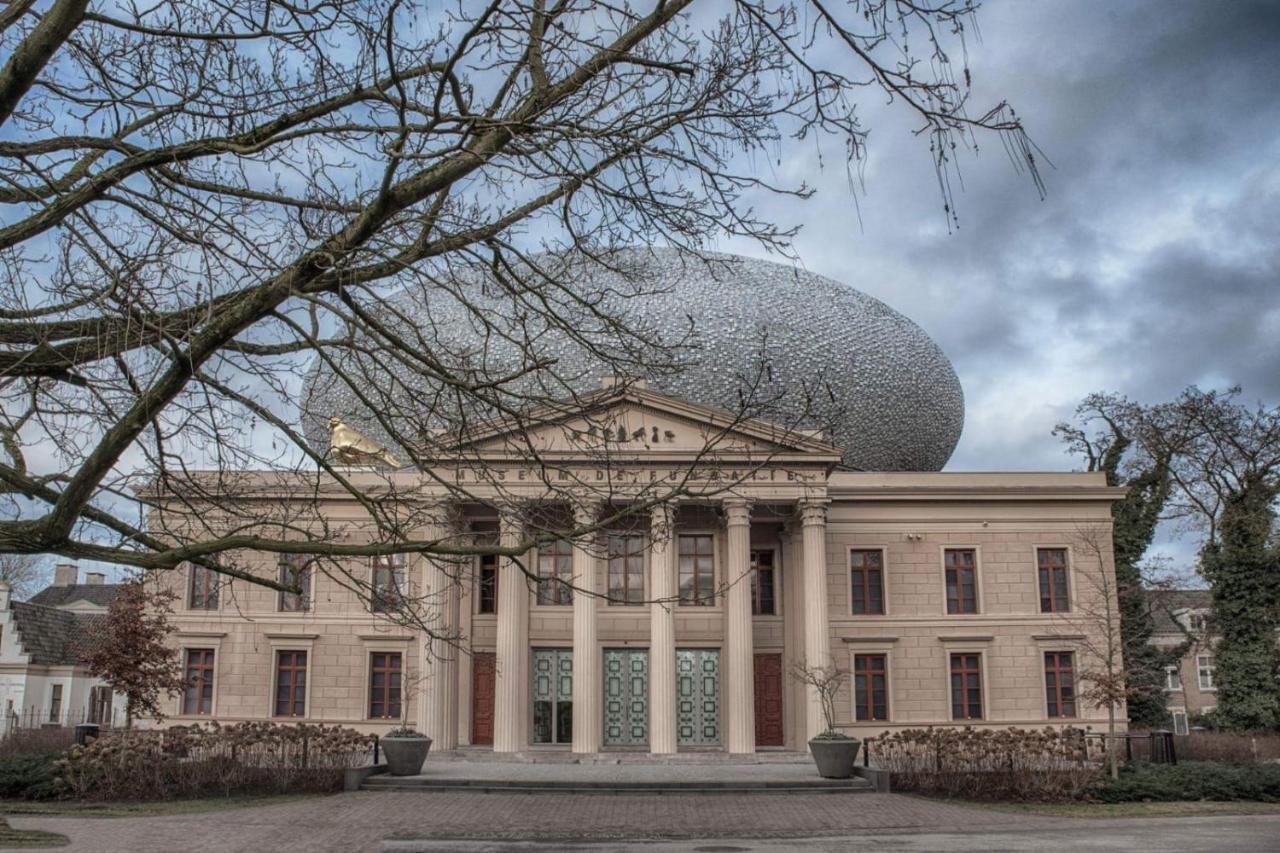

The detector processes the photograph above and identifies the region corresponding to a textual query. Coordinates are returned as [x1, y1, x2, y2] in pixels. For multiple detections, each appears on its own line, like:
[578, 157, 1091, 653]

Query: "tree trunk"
[1107, 706, 1119, 780]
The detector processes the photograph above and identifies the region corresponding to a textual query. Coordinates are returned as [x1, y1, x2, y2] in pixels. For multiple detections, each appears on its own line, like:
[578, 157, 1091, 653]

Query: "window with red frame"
[607, 534, 645, 605]
[1037, 548, 1070, 613]
[183, 649, 215, 715]
[371, 555, 405, 613]
[850, 549, 885, 614]
[853, 654, 888, 721]
[536, 539, 573, 605]
[944, 549, 978, 614]
[478, 553, 498, 614]
[187, 563, 219, 610]
[678, 534, 715, 606]
[274, 651, 307, 717]
[369, 652, 402, 719]
[949, 653, 983, 720]
[750, 550, 776, 615]
[1044, 651, 1076, 718]
[278, 555, 312, 612]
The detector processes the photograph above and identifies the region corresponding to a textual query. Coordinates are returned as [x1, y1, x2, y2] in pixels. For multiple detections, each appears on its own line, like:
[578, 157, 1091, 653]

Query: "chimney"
[0, 580, 10, 610]
[53, 564, 78, 586]
[85, 572, 105, 586]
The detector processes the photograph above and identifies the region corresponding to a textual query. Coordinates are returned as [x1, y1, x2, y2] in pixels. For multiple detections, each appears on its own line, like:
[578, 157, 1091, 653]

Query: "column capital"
[722, 496, 753, 525]
[650, 500, 676, 534]
[798, 499, 829, 526]
[571, 497, 605, 526]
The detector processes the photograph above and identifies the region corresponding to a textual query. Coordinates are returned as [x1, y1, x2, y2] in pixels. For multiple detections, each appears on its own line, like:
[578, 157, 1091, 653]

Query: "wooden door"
[754, 653, 784, 747]
[471, 652, 496, 746]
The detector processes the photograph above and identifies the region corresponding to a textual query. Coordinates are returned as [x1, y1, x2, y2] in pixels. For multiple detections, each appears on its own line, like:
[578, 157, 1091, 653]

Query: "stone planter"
[808, 736, 861, 779]
[381, 734, 432, 776]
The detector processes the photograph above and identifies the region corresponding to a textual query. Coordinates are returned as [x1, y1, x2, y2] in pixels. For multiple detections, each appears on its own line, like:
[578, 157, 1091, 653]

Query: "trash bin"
[74, 723, 100, 746]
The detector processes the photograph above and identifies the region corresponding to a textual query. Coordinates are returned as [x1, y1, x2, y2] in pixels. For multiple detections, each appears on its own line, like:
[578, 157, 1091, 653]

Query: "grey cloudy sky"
[721, 0, 1280, 566]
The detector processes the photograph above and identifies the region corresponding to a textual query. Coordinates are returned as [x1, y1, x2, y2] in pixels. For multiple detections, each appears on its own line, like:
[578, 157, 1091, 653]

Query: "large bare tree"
[0, 1, 1039, 616]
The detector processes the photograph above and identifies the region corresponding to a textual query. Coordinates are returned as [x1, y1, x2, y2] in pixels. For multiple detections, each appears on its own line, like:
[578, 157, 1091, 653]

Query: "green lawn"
[0, 792, 327, 819]
[984, 800, 1280, 819]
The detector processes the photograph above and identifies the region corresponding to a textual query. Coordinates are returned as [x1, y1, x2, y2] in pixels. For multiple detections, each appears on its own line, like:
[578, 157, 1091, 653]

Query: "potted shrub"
[380, 726, 432, 776]
[791, 660, 861, 779]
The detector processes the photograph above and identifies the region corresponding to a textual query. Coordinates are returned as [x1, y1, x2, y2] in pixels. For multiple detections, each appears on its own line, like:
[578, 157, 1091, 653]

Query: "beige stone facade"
[156, 387, 1127, 753]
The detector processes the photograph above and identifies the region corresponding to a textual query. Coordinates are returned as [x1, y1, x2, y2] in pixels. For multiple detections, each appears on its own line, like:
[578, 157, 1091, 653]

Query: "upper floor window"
[278, 555, 312, 612]
[853, 654, 888, 721]
[1037, 548, 1070, 613]
[750, 550, 776, 616]
[850, 549, 885, 615]
[183, 648, 215, 715]
[188, 563, 219, 610]
[949, 653, 983, 720]
[478, 553, 498, 614]
[1044, 651, 1077, 718]
[1165, 665, 1183, 691]
[369, 652, 402, 719]
[608, 534, 645, 606]
[944, 549, 978, 614]
[536, 539, 573, 606]
[678, 534, 715, 606]
[274, 651, 307, 717]
[1185, 611, 1208, 633]
[1197, 654, 1216, 691]
[371, 554, 406, 613]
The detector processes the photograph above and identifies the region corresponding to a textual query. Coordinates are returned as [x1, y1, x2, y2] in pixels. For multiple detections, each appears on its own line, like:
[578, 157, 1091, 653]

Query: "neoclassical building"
[156, 251, 1126, 755]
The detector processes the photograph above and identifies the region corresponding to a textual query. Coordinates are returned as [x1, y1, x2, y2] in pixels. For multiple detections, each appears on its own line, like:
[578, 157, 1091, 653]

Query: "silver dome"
[301, 248, 964, 471]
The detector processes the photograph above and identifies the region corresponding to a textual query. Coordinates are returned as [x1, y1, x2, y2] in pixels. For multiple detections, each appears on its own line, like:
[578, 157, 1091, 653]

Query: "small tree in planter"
[380, 664, 431, 776]
[790, 659, 861, 778]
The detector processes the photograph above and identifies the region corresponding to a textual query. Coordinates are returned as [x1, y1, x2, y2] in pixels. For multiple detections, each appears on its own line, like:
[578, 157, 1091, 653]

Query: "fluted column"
[493, 507, 529, 752]
[724, 497, 756, 754]
[571, 501, 602, 754]
[424, 502, 459, 749]
[648, 503, 677, 754]
[800, 500, 831, 741]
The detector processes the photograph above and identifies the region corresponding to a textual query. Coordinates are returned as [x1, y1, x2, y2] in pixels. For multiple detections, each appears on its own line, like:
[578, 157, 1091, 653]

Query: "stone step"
[427, 750, 813, 766]
[361, 776, 874, 795]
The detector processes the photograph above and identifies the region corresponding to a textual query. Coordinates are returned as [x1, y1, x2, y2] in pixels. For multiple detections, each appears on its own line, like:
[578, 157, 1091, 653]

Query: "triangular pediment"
[437, 386, 842, 463]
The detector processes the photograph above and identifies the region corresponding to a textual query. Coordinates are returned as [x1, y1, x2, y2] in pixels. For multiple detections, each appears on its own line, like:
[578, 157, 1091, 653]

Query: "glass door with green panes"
[603, 648, 648, 746]
[532, 648, 573, 744]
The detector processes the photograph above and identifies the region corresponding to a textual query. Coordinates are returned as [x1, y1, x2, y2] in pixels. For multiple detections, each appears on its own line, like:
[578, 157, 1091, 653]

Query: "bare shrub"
[55, 722, 372, 801]
[872, 727, 1101, 802]
[0, 727, 75, 758]
[1173, 732, 1280, 764]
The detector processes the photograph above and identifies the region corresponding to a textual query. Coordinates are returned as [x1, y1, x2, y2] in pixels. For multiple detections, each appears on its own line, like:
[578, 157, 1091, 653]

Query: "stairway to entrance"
[358, 755, 876, 795]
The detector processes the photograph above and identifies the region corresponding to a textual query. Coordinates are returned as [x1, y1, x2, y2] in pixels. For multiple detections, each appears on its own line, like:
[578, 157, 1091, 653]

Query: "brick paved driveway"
[5, 792, 1064, 853]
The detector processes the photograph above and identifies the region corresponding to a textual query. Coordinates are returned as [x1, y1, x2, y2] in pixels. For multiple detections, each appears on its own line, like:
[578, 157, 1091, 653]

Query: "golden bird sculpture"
[328, 417, 401, 468]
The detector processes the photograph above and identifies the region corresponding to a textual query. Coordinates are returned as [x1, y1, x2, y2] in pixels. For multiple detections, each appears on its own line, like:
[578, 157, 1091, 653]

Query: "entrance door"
[754, 653, 784, 746]
[603, 649, 648, 746]
[471, 652, 496, 745]
[677, 649, 720, 747]
[532, 648, 573, 744]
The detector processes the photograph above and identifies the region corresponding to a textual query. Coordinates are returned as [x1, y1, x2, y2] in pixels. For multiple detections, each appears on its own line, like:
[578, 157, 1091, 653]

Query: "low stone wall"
[344, 763, 388, 792]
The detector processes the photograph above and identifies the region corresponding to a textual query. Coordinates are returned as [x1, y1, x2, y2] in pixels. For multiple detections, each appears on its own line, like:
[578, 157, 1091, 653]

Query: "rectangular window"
[48, 684, 62, 723]
[369, 652, 402, 719]
[678, 534, 715, 606]
[278, 555, 312, 612]
[1197, 654, 1215, 690]
[371, 554, 406, 613]
[88, 685, 112, 725]
[1038, 548, 1071, 613]
[536, 539, 573, 605]
[1044, 651, 1076, 718]
[607, 534, 645, 606]
[188, 563, 219, 610]
[183, 649, 215, 715]
[850, 549, 885, 615]
[478, 553, 498, 614]
[944, 549, 978, 614]
[751, 550, 776, 615]
[853, 654, 888, 721]
[949, 653, 983, 720]
[274, 651, 308, 717]
[1165, 665, 1183, 691]
[1171, 709, 1189, 736]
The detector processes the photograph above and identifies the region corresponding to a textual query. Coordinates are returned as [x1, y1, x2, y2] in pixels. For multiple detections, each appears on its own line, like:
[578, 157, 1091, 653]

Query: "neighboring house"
[0, 565, 126, 730]
[1148, 588, 1216, 735]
